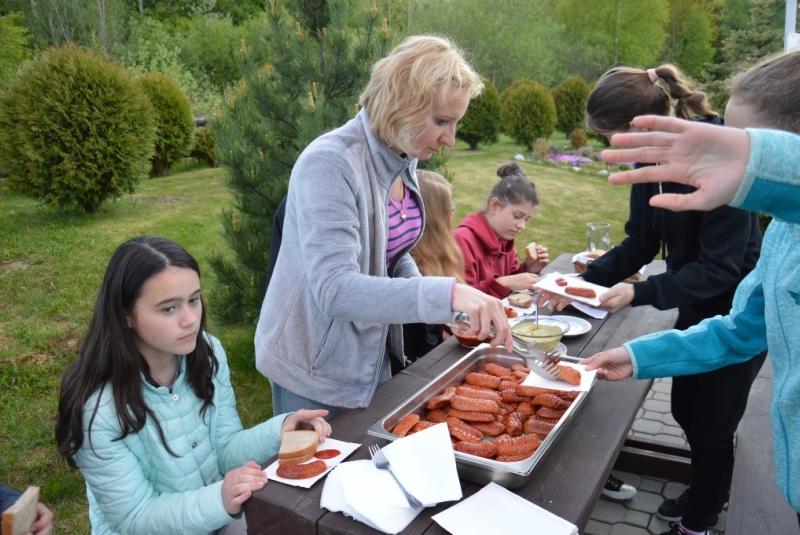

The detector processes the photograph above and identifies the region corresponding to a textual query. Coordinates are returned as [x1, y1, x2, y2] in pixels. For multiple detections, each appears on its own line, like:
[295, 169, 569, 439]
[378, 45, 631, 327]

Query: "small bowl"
[451, 323, 492, 348]
[510, 317, 570, 352]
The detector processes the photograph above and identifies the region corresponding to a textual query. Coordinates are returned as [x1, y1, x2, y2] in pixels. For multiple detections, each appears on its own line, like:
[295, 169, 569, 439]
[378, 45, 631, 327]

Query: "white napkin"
[432, 482, 578, 535]
[570, 301, 608, 319]
[521, 361, 595, 391]
[321, 423, 461, 534]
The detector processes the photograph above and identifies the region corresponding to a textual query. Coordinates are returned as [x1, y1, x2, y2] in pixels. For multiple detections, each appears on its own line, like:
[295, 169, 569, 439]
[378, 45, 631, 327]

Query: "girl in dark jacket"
[546, 64, 765, 535]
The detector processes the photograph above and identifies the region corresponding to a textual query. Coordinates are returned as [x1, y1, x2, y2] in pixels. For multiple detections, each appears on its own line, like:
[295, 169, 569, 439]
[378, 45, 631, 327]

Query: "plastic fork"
[368, 444, 424, 510]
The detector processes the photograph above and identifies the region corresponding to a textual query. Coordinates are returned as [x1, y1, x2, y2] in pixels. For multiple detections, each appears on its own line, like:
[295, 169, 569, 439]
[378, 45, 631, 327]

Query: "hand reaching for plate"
[596, 283, 634, 313]
[539, 289, 573, 312]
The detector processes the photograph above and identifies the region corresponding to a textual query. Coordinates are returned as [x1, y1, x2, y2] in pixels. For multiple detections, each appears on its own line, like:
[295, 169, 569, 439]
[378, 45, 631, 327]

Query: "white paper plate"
[554, 316, 592, 337]
[265, 438, 360, 488]
[535, 271, 608, 307]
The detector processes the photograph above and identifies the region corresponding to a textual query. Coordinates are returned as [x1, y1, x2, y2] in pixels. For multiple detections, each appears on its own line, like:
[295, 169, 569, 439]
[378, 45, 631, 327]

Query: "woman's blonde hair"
[410, 170, 465, 282]
[586, 64, 716, 135]
[360, 35, 483, 155]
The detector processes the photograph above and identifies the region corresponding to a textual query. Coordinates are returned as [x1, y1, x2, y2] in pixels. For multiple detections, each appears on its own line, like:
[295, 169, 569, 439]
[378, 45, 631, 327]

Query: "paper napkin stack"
[433, 482, 579, 535]
[321, 423, 461, 534]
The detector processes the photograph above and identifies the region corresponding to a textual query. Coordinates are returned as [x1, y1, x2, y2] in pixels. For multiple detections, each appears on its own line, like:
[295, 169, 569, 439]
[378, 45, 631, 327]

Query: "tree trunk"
[97, 0, 106, 49]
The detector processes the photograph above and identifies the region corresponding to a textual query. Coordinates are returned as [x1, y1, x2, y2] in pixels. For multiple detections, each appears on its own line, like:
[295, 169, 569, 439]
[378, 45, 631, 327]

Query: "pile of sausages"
[390, 361, 578, 463]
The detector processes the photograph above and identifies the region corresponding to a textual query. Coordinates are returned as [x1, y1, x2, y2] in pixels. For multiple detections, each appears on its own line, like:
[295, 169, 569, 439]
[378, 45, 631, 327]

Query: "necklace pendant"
[400, 212, 407, 221]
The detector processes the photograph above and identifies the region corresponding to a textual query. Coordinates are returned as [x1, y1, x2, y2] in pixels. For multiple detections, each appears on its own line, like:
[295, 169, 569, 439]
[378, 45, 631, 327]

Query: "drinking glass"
[587, 222, 611, 252]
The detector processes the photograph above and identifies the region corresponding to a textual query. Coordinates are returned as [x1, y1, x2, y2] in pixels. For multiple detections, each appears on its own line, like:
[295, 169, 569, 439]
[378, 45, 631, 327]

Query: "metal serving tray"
[366, 345, 592, 489]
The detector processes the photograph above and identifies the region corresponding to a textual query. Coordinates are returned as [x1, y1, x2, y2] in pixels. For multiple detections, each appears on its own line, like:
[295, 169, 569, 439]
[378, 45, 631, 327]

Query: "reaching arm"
[600, 117, 800, 223]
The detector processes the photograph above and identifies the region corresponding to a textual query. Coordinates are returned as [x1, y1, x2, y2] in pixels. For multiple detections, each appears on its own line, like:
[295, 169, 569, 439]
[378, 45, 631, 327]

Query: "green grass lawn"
[0, 137, 630, 532]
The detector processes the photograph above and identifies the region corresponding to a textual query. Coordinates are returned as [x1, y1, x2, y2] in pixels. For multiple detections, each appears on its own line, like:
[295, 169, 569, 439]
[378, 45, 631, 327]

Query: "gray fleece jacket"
[255, 109, 456, 408]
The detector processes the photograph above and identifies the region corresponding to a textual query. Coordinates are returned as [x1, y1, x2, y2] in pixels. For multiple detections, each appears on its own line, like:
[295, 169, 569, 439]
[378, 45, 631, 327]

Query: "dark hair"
[485, 162, 539, 210]
[55, 236, 218, 467]
[729, 51, 800, 134]
[586, 65, 716, 135]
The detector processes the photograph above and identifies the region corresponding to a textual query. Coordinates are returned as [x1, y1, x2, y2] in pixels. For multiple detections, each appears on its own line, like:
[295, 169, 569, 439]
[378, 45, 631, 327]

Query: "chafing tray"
[366, 345, 593, 489]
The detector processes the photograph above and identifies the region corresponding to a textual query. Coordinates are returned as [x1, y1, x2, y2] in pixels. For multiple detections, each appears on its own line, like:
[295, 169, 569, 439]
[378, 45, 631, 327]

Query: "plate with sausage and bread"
[264, 434, 360, 488]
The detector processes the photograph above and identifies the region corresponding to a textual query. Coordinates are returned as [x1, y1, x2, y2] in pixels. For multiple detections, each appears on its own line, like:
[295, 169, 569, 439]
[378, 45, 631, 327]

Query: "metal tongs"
[509, 329, 562, 381]
[450, 311, 560, 381]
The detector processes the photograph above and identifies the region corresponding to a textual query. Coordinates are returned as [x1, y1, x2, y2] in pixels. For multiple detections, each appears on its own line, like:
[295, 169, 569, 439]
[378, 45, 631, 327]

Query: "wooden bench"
[725, 357, 797, 534]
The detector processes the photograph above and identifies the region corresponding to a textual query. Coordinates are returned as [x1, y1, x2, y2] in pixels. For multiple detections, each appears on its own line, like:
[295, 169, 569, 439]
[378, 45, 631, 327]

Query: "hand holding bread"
[524, 242, 549, 274]
[280, 409, 331, 442]
[2, 486, 52, 535]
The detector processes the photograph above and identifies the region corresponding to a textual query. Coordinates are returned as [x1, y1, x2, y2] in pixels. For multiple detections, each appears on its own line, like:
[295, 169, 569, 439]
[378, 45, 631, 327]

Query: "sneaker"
[601, 474, 637, 501]
[659, 521, 708, 535]
[658, 491, 689, 522]
[657, 490, 719, 526]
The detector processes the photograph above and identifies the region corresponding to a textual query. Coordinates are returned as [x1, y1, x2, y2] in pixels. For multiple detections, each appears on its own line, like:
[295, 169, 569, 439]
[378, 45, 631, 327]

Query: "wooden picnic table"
[244, 253, 678, 534]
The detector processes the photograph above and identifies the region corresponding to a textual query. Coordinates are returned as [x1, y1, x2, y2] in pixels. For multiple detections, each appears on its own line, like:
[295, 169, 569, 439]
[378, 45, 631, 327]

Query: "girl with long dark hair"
[56, 236, 330, 534]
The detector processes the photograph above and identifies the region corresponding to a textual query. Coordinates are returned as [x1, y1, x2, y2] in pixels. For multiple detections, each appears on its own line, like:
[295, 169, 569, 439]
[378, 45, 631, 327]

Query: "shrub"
[532, 138, 551, 160]
[138, 72, 194, 176]
[0, 43, 155, 213]
[500, 78, 557, 149]
[570, 128, 588, 150]
[552, 76, 590, 136]
[0, 13, 32, 90]
[191, 125, 216, 167]
[456, 77, 502, 150]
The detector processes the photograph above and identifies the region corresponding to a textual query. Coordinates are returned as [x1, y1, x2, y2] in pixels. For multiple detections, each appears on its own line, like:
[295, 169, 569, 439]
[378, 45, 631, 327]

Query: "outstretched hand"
[600, 115, 750, 212]
[221, 460, 267, 515]
[280, 409, 332, 442]
[582, 347, 634, 381]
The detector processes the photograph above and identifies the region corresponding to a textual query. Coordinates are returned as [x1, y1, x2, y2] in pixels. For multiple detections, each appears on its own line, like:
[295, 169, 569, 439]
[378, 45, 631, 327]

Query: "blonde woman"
[404, 170, 465, 360]
[255, 35, 512, 417]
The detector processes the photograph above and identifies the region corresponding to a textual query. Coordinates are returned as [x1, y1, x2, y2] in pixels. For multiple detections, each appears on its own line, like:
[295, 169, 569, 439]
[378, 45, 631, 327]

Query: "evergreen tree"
[677, 6, 715, 79]
[455, 77, 501, 150]
[209, 0, 392, 325]
[703, 0, 782, 111]
[552, 76, 590, 137]
[500, 78, 557, 150]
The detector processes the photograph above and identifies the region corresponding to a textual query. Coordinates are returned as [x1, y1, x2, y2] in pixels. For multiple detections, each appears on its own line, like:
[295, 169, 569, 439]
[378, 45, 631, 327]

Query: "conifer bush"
[138, 72, 194, 176]
[191, 126, 216, 167]
[552, 76, 590, 137]
[570, 128, 588, 150]
[532, 138, 551, 160]
[0, 43, 155, 213]
[500, 78, 557, 149]
[456, 77, 501, 150]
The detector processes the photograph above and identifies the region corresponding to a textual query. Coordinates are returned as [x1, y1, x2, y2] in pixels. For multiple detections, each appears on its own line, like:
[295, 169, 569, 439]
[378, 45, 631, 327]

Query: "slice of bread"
[525, 242, 538, 262]
[278, 430, 319, 465]
[508, 292, 534, 308]
[2, 486, 39, 535]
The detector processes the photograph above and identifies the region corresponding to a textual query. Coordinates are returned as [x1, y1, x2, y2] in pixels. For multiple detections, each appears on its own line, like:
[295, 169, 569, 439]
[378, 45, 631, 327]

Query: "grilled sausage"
[391, 413, 421, 437]
[276, 460, 327, 479]
[450, 395, 500, 414]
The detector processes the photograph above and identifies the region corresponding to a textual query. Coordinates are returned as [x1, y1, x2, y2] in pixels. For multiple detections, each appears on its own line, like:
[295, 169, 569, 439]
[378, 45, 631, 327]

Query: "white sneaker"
[602, 474, 637, 501]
